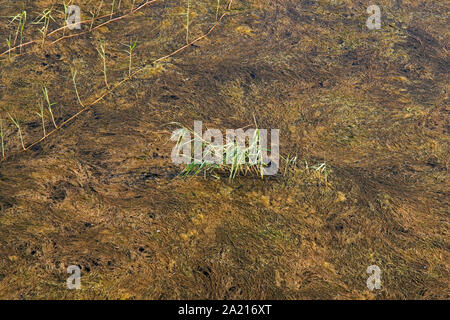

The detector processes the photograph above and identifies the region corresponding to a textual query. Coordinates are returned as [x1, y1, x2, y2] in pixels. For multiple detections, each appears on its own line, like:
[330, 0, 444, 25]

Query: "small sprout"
[111, 0, 115, 19]
[186, 0, 190, 44]
[61, 1, 70, 35]
[9, 11, 26, 53]
[216, 0, 220, 20]
[36, 99, 46, 137]
[123, 38, 138, 76]
[89, 11, 95, 30]
[5, 35, 12, 61]
[283, 153, 297, 176]
[33, 9, 55, 49]
[7, 113, 25, 150]
[70, 68, 85, 108]
[0, 117, 6, 159]
[42, 87, 57, 128]
[96, 40, 109, 89]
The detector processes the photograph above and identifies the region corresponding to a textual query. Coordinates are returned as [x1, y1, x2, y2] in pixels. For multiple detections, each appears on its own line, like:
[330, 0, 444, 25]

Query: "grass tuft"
[172, 122, 270, 180]
[33, 8, 55, 49]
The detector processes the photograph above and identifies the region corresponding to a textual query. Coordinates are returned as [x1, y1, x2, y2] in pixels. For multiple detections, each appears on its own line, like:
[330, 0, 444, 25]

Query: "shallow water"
[0, 0, 448, 299]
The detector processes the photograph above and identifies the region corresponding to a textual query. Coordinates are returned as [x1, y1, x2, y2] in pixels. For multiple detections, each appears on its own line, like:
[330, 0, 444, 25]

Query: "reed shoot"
[186, 0, 190, 44]
[70, 68, 85, 108]
[33, 9, 55, 49]
[7, 113, 25, 150]
[42, 87, 57, 128]
[5, 35, 11, 61]
[123, 38, 138, 76]
[172, 123, 268, 180]
[0, 117, 5, 159]
[97, 40, 109, 88]
[10, 11, 26, 53]
[216, 0, 220, 20]
[111, 0, 115, 19]
[36, 99, 46, 137]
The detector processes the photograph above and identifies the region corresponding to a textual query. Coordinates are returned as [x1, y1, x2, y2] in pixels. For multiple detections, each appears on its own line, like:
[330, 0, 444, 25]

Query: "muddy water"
[0, 0, 448, 299]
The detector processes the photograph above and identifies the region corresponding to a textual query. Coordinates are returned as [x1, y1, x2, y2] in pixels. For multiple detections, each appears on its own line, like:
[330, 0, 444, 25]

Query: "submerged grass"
[186, 0, 190, 44]
[0, 0, 447, 300]
[123, 38, 138, 76]
[33, 8, 55, 49]
[42, 87, 57, 129]
[97, 39, 109, 89]
[36, 99, 46, 137]
[9, 10, 26, 53]
[0, 117, 5, 159]
[7, 113, 25, 150]
[70, 68, 85, 109]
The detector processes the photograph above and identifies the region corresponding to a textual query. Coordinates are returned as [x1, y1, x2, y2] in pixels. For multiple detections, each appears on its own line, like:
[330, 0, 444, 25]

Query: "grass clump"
[33, 8, 55, 49]
[171, 123, 272, 180]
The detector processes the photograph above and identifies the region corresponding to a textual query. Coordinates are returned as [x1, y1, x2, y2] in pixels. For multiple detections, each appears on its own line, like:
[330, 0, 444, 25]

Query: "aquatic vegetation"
[5, 35, 12, 61]
[70, 68, 85, 109]
[123, 38, 138, 76]
[186, 0, 190, 44]
[42, 87, 57, 129]
[96, 39, 109, 89]
[36, 99, 46, 137]
[33, 8, 55, 49]
[0, 117, 5, 159]
[9, 10, 26, 53]
[7, 113, 25, 150]
[216, 0, 220, 20]
[172, 123, 271, 180]
[0, 0, 447, 300]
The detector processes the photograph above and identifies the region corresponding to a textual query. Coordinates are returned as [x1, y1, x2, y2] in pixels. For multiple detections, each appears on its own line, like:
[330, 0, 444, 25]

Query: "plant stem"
[97, 40, 109, 88]
[42, 87, 57, 128]
[0, 117, 5, 159]
[127, 39, 137, 76]
[19, 11, 26, 53]
[111, 0, 115, 19]
[5, 36, 11, 61]
[186, 0, 190, 44]
[216, 0, 220, 20]
[8, 113, 25, 150]
[37, 99, 46, 136]
[71, 68, 85, 108]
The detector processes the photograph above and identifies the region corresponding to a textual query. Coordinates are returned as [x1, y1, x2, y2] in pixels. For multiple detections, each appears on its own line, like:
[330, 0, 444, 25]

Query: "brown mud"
[0, 0, 448, 299]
